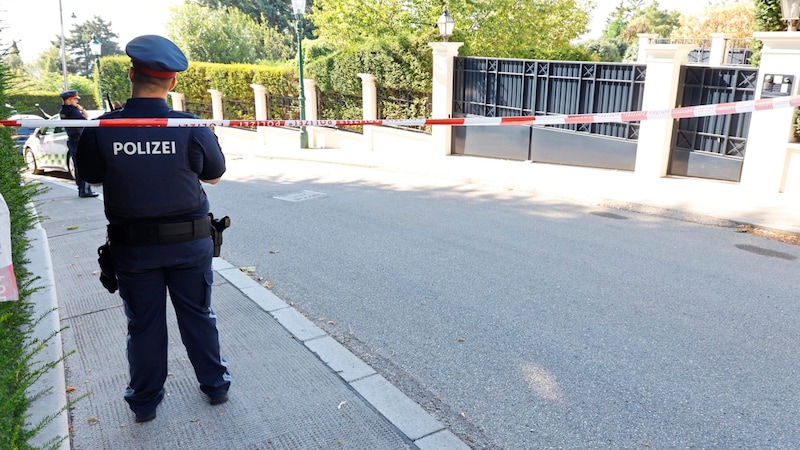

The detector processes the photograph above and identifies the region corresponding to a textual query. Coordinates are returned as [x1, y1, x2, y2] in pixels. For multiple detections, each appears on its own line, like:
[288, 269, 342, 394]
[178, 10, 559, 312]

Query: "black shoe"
[79, 192, 99, 198]
[209, 395, 228, 405]
[135, 411, 157, 423]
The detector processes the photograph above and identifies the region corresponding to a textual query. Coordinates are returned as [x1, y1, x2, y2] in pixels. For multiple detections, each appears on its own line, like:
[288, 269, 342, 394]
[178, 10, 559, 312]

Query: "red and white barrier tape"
[3, 95, 800, 129]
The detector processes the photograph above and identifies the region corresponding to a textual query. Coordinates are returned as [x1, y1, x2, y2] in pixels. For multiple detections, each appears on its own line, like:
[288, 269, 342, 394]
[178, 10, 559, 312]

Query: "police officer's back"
[76, 35, 230, 424]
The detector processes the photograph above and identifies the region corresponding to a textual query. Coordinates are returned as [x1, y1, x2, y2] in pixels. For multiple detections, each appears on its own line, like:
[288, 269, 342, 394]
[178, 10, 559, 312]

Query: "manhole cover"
[274, 190, 326, 202]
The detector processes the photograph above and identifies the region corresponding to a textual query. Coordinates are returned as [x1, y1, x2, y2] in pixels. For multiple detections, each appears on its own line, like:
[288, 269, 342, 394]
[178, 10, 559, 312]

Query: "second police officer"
[58, 89, 97, 197]
[76, 35, 231, 423]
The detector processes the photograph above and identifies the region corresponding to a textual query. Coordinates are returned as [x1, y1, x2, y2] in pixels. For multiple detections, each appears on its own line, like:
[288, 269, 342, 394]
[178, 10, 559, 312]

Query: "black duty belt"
[108, 218, 211, 245]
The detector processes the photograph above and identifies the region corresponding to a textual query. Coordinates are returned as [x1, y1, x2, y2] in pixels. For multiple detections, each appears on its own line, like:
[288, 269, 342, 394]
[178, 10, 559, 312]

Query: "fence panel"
[454, 58, 646, 140]
[184, 101, 212, 119]
[377, 87, 432, 134]
[317, 91, 362, 133]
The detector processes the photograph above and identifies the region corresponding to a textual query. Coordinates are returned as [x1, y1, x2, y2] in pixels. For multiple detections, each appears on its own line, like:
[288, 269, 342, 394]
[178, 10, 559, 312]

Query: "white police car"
[23, 116, 74, 179]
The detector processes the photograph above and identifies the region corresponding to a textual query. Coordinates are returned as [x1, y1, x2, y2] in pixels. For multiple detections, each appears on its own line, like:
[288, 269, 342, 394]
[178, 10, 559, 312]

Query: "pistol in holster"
[97, 240, 118, 294]
[208, 213, 231, 257]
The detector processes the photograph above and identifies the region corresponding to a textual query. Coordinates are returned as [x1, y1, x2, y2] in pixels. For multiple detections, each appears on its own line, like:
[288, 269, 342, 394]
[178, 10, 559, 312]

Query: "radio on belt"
[761, 74, 795, 98]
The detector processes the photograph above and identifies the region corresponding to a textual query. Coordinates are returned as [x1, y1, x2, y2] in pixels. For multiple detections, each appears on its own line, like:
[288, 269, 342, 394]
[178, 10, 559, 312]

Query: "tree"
[619, 1, 681, 43]
[49, 16, 121, 77]
[751, 0, 784, 66]
[754, 0, 783, 32]
[580, 38, 624, 62]
[195, 0, 316, 38]
[2, 41, 24, 77]
[601, 0, 644, 40]
[308, 0, 595, 59]
[673, 1, 754, 38]
[169, 2, 285, 63]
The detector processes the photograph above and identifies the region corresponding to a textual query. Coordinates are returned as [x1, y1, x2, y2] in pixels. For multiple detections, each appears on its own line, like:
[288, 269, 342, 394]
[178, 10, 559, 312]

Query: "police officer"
[76, 35, 230, 423]
[58, 90, 97, 197]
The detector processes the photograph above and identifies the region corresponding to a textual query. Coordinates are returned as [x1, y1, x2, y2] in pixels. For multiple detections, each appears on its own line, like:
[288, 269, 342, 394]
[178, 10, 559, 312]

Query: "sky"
[1, 0, 721, 63]
[0, 0, 184, 62]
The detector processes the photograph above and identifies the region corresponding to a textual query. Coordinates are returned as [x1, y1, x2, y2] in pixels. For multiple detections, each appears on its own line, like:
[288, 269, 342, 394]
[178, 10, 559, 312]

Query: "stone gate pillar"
[358, 73, 377, 151]
[739, 32, 800, 193]
[429, 41, 463, 155]
[208, 89, 224, 121]
[634, 44, 694, 178]
[250, 83, 268, 145]
[168, 92, 186, 111]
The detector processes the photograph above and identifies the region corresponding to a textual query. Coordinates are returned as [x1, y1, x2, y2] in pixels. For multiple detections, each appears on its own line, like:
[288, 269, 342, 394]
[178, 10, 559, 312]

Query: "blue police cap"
[59, 90, 79, 99]
[125, 35, 188, 79]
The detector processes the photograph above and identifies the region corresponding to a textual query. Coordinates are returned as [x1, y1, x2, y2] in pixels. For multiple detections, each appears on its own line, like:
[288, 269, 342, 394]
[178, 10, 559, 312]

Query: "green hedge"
[93, 56, 297, 107]
[306, 36, 433, 94]
[6, 91, 96, 117]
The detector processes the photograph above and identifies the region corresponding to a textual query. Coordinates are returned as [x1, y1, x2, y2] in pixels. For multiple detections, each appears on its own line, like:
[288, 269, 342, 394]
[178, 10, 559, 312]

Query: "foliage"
[600, 0, 680, 44]
[51, 16, 121, 77]
[754, 0, 784, 32]
[169, 3, 293, 64]
[453, 0, 594, 58]
[580, 39, 624, 62]
[618, 1, 681, 43]
[752, 0, 784, 66]
[176, 62, 296, 105]
[306, 35, 433, 93]
[93, 55, 131, 108]
[602, 1, 645, 40]
[674, 1, 754, 38]
[308, 0, 440, 44]
[195, 0, 315, 37]
[308, 0, 594, 59]
[5, 91, 75, 118]
[0, 56, 69, 450]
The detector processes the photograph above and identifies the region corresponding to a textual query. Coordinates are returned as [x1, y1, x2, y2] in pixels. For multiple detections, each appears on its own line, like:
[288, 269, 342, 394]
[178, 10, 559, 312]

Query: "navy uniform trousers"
[112, 236, 231, 415]
[66, 140, 93, 196]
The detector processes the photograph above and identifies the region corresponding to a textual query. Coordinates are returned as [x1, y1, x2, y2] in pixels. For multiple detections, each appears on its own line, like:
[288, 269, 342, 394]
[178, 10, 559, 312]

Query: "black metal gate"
[669, 66, 758, 181]
[452, 57, 646, 170]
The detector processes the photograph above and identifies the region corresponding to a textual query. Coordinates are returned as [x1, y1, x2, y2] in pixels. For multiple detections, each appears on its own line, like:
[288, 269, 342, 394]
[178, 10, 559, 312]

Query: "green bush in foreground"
[1, 63, 69, 448]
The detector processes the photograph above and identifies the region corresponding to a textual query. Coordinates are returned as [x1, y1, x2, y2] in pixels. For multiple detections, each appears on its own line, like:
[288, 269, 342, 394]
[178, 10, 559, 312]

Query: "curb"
[25, 221, 71, 450]
[213, 258, 470, 449]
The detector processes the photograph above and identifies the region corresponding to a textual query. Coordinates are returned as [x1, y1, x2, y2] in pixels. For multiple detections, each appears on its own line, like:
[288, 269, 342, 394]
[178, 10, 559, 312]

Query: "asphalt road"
[205, 155, 800, 449]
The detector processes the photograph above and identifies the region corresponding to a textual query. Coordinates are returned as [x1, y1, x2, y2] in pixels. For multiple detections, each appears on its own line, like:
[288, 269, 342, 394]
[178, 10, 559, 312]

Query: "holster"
[97, 241, 118, 294]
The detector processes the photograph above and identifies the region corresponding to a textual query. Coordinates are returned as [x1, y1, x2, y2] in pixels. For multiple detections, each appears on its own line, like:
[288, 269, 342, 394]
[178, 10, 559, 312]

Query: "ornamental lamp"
[291, 0, 306, 15]
[781, 0, 800, 31]
[89, 36, 101, 57]
[437, 8, 455, 42]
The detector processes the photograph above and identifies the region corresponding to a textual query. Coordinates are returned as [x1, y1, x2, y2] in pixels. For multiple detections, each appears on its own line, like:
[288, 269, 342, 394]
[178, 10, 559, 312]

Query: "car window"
[54, 127, 65, 134]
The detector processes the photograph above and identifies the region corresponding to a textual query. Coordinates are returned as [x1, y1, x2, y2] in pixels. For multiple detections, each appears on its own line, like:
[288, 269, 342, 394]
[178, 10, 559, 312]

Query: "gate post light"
[437, 8, 455, 42]
[781, 0, 800, 31]
[291, 0, 309, 149]
[89, 36, 103, 110]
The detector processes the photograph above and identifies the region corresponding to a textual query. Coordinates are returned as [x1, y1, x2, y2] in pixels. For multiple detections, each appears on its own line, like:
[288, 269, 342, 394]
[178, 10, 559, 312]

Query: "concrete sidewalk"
[28, 179, 467, 449]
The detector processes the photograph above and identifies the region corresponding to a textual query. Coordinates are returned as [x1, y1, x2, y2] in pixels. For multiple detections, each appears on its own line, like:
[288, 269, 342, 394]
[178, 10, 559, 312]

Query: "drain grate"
[274, 190, 327, 202]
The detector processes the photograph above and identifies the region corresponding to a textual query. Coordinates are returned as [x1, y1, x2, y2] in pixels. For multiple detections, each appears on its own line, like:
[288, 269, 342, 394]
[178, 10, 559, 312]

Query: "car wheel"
[67, 154, 76, 180]
[24, 149, 43, 174]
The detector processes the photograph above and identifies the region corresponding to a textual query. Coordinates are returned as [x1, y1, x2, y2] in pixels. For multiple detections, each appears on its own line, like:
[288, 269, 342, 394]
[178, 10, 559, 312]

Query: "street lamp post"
[291, 0, 309, 149]
[89, 36, 103, 110]
[436, 7, 455, 42]
[58, 0, 69, 91]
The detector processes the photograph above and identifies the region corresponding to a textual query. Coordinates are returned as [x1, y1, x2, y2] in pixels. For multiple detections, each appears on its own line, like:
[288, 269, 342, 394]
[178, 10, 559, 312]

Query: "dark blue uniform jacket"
[59, 104, 85, 141]
[76, 98, 226, 224]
